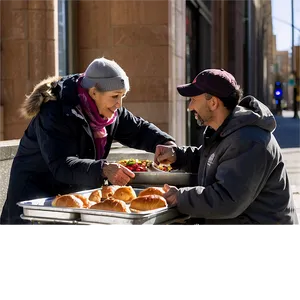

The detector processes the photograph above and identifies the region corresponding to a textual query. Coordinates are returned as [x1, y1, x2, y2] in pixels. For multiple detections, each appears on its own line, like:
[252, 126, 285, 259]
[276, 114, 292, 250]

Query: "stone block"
[46, 10, 54, 40]
[29, 41, 47, 81]
[1, 9, 28, 39]
[111, 0, 168, 25]
[46, 40, 56, 76]
[28, 0, 46, 10]
[28, 10, 46, 40]
[113, 25, 168, 46]
[4, 121, 29, 140]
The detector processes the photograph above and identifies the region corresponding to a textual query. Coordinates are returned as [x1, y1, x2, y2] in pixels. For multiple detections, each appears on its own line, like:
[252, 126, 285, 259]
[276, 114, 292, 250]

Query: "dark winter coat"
[0, 74, 175, 224]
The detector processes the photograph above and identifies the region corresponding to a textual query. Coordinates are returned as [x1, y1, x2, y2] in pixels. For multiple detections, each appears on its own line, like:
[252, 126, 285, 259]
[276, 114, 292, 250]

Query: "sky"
[272, 0, 300, 52]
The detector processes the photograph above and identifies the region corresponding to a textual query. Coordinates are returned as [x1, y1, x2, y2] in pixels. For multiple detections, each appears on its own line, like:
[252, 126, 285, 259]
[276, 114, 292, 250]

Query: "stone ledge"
[0, 139, 19, 161]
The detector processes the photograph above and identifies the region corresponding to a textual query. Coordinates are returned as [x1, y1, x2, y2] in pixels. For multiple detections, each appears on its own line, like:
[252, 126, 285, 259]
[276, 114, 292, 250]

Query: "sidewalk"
[274, 110, 300, 221]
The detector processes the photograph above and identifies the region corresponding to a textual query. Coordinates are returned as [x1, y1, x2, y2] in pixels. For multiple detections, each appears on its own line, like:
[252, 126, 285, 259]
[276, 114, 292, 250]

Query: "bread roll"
[88, 201, 96, 207]
[129, 195, 167, 211]
[52, 194, 84, 208]
[113, 186, 137, 204]
[138, 187, 165, 197]
[102, 185, 120, 199]
[73, 193, 90, 208]
[89, 189, 102, 203]
[90, 199, 130, 213]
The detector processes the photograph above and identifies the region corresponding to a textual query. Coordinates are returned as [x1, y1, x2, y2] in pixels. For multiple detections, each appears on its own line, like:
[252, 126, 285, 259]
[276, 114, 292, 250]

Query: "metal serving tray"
[17, 188, 188, 225]
[17, 188, 101, 221]
[79, 206, 183, 225]
[129, 171, 198, 187]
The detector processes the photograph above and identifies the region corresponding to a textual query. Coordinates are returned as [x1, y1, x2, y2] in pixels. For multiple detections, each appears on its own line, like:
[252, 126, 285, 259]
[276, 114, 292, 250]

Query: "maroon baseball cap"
[177, 68, 238, 98]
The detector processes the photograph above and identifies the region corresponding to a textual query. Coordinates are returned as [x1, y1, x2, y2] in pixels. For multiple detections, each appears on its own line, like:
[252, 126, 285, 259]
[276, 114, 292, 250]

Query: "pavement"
[273, 110, 300, 221]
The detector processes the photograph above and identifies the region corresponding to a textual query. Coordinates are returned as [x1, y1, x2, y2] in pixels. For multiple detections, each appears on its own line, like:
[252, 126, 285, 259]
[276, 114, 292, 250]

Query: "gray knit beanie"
[81, 57, 130, 92]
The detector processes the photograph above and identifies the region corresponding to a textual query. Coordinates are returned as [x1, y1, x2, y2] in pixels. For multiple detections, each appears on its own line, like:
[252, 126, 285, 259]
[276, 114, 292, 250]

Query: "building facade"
[0, 0, 274, 146]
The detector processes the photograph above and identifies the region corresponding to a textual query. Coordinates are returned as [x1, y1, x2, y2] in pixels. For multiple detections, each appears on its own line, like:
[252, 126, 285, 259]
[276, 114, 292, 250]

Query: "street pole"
[291, 0, 299, 118]
[248, 0, 252, 95]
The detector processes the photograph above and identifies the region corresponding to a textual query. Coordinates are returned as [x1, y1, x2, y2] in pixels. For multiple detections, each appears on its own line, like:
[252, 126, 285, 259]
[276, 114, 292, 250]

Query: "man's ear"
[210, 96, 219, 111]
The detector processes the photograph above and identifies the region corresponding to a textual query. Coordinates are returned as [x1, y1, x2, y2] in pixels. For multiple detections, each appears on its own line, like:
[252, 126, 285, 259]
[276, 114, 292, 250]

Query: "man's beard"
[196, 116, 205, 126]
[195, 111, 212, 127]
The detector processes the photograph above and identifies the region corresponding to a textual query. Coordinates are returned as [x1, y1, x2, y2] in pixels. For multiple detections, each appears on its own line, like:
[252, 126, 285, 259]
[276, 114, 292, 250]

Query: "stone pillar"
[168, 0, 186, 145]
[75, 0, 186, 144]
[0, 106, 3, 141]
[0, 0, 55, 140]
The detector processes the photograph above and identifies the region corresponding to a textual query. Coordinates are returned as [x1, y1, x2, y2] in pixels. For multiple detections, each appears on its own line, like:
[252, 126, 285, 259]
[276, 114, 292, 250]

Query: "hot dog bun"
[90, 199, 130, 213]
[113, 186, 137, 203]
[138, 187, 165, 197]
[89, 189, 102, 203]
[129, 194, 167, 211]
[102, 185, 120, 199]
[52, 194, 84, 208]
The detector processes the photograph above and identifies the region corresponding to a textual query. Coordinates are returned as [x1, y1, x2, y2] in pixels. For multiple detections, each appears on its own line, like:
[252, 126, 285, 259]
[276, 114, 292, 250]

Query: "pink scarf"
[77, 76, 117, 159]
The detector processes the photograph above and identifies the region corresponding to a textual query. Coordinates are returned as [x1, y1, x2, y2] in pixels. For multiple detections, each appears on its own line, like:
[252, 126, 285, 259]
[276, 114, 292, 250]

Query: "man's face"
[188, 93, 214, 126]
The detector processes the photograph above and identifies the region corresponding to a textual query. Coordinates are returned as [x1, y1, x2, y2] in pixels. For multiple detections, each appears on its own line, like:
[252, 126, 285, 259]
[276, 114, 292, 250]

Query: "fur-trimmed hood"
[20, 76, 62, 119]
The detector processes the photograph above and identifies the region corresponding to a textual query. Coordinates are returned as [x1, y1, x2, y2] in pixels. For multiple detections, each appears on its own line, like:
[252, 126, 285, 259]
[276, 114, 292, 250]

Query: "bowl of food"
[118, 158, 152, 172]
[151, 162, 172, 172]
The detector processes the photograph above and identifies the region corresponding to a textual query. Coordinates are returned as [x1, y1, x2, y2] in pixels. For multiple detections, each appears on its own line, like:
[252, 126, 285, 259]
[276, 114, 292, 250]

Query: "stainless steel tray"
[79, 206, 183, 225]
[17, 188, 188, 224]
[18, 198, 81, 220]
[20, 213, 190, 225]
[17, 188, 109, 221]
[129, 171, 198, 187]
[20, 214, 78, 224]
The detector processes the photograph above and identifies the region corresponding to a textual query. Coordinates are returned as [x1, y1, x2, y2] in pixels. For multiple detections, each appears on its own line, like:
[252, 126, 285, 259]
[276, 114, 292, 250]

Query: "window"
[57, 0, 68, 75]
[185, 0, 212, 146]
[186, 3, 199, 145]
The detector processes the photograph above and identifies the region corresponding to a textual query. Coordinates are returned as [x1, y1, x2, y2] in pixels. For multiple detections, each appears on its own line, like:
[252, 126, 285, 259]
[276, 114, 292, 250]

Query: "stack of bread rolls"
[52, 185, 168, 213]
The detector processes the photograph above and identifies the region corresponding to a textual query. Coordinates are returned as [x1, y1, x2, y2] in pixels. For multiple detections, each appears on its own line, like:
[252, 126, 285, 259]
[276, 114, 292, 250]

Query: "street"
[274, 110, 300, 220]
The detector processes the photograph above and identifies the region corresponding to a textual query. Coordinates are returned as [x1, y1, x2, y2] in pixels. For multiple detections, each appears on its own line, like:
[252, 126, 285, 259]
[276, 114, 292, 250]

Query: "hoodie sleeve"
[113, 107, 176, 153]
[171, 146, 202, 173]
[35, 102, 105, 187]
[176, 141, 269, 219]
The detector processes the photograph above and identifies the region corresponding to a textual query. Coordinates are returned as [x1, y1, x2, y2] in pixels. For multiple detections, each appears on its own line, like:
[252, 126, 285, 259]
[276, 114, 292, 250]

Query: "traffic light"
[274, 81, 283, 104]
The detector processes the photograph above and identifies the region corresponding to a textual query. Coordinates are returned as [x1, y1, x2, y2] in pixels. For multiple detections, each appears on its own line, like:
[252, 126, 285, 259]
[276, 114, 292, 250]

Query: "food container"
[17, 188, 189, 225]
[129, 171, 198, 187]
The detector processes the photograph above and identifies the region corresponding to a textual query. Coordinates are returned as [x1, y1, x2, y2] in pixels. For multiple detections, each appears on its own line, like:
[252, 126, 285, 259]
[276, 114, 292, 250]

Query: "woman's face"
[89, 88, 127, 119]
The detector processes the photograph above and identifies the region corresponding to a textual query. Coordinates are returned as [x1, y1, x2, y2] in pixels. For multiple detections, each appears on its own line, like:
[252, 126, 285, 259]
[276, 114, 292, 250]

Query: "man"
[155, 68, 298, 224]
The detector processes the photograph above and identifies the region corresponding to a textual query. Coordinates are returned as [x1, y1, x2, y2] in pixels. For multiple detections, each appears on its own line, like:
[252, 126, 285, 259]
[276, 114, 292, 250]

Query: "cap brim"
[176, 83, 204, 97]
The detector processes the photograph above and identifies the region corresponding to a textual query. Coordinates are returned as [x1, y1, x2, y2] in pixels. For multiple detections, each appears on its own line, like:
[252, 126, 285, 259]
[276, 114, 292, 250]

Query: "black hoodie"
[173, 96, 298, 224]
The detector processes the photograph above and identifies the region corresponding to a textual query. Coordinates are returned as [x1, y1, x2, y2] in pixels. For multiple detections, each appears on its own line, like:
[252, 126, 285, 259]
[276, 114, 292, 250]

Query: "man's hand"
[154, 145, 177, 165]
[163, 184, 179, 206]
[102, 162, 135, 186]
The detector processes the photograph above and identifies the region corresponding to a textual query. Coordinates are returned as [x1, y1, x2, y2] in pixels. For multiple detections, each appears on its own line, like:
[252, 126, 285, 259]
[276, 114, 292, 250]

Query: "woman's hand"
[102, 162, 135, 186]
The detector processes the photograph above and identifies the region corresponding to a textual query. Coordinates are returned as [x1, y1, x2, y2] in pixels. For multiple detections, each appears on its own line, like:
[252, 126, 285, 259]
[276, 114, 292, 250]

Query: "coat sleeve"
[35, 102, 105, 187]
[113, 107, 176, 153]
[176, 141, 269, 218]
[171, 146, 202, 173]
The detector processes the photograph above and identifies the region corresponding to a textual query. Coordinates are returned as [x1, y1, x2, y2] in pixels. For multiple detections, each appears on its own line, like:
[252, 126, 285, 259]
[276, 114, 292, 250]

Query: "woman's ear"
[88, 87, 97, 99]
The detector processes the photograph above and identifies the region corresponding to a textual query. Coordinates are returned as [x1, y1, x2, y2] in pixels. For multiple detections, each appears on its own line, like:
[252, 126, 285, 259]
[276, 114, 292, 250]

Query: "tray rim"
[17, 187, 174, 219]
[79, 206, 182, 224]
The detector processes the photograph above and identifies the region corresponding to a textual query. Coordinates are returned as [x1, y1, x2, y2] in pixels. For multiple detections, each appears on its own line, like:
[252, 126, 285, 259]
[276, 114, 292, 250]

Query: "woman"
[1, 57, 176, 224]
